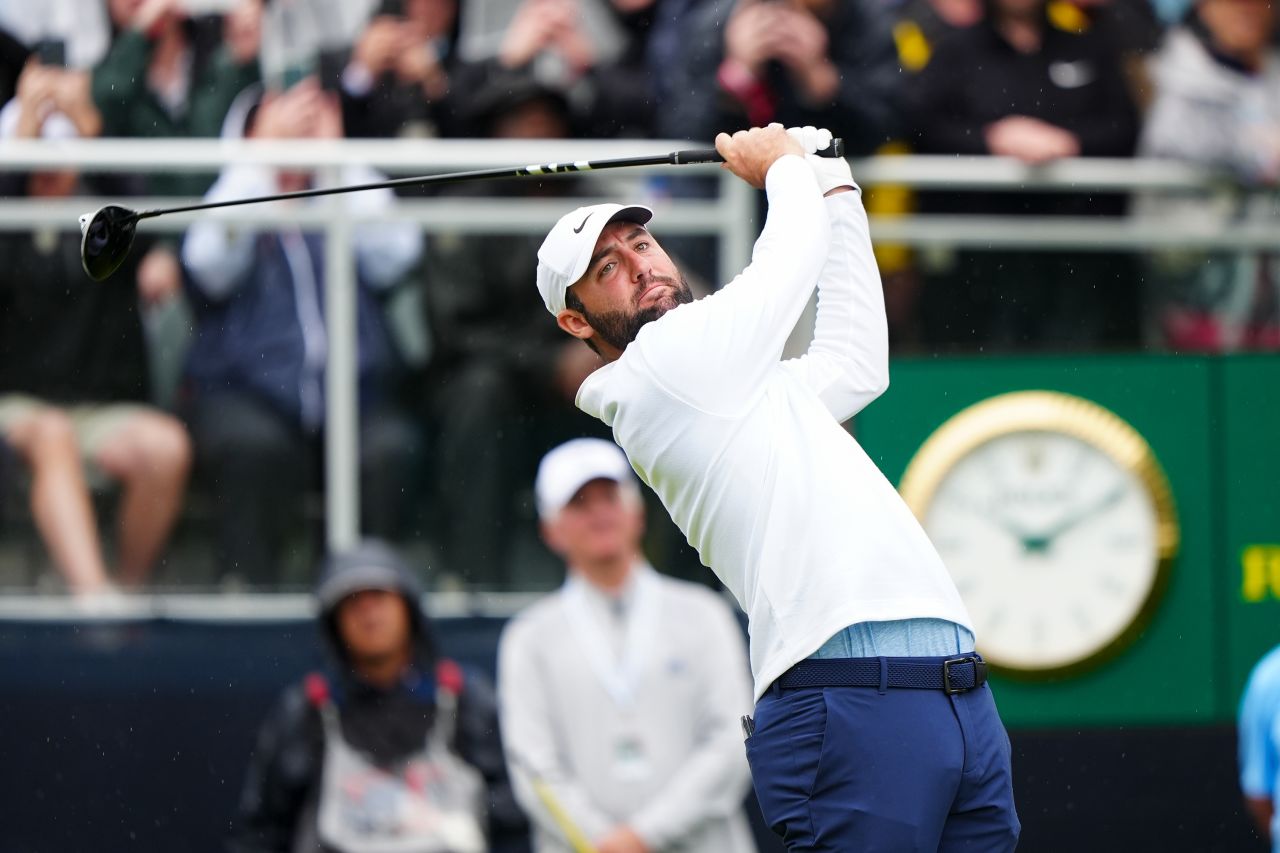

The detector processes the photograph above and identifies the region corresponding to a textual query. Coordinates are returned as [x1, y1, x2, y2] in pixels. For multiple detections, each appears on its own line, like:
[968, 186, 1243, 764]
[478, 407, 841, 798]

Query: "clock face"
[900, 392, 1179, 677]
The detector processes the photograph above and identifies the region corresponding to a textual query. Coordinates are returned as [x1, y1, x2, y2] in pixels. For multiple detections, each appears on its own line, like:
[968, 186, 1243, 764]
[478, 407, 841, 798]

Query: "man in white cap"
[497, 437, 756, 853]
[531, 125, 1019, 851]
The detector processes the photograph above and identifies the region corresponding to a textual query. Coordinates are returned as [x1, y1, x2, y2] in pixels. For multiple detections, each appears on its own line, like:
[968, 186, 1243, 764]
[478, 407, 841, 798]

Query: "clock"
[899, 391, 1180, 678]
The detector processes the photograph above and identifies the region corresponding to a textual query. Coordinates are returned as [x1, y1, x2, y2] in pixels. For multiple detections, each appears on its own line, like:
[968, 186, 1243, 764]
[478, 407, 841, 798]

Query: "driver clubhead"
[79, 205, 139, 282]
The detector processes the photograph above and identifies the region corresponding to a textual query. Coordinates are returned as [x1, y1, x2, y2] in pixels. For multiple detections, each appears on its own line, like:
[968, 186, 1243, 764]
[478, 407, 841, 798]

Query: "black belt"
[774, 655, 988, 695]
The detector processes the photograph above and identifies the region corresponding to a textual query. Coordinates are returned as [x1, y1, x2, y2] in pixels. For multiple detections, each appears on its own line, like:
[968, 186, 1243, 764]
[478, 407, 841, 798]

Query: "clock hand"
[945, 496, 1043, 551]
[1027, 483, 1129, 550]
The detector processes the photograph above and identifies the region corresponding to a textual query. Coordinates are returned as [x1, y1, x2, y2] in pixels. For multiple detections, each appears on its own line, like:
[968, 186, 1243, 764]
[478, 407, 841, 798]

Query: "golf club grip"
[671, 137, 845, 165]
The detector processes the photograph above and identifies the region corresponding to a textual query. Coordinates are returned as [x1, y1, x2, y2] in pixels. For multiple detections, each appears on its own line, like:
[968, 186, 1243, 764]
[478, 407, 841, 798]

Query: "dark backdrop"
[0, 617, 1263, 852]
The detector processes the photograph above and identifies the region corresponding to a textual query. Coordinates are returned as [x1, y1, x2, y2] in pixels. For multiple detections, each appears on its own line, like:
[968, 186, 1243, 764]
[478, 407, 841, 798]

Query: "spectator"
[418, 71, 597, 588]
[457, 0, 657, 137]
[0, 69, 191, 599]
[907, 0, 1141, 349]
[0, 0, 112, 70]
[92, 0, 263, 196]
[1137, 0, 1280, 350]
[498, 439, 757, 853]
[655, 0, 902, 156]
[230, 539, 528, 852]
[856, 0, 983, 351]
[0, 27, 29, 105]
[1240, 642, 1280, 850]
[338, 0, 465, 138]
[891, 0, 984, 71]
[181, 79, 424, 586]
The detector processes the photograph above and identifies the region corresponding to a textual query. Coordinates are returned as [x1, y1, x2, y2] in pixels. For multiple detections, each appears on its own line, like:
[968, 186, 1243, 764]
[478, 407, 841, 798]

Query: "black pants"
[187, 391, 423, 586]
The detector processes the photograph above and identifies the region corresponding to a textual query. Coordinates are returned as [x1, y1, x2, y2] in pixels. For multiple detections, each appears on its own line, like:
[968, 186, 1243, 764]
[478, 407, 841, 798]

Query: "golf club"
[78, 139, 845, 281]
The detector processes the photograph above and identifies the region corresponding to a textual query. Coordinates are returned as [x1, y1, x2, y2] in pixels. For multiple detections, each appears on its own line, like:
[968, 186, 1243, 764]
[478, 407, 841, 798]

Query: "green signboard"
[856, 356, 1221, 728]
[1222, 356, 1280, 718]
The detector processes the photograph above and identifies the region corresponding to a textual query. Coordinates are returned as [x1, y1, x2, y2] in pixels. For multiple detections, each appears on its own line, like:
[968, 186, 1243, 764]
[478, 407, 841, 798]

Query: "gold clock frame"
[899, 390, 1180, 679]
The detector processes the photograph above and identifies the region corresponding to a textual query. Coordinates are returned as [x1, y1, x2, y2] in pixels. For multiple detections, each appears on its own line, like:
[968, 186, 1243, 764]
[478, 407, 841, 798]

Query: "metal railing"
[0, 138, 758, 553]
[1, 138, 1275, 560]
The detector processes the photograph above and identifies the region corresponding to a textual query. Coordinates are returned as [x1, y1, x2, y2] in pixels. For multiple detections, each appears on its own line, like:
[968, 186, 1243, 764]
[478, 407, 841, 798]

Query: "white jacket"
[498, 565, 756, 853]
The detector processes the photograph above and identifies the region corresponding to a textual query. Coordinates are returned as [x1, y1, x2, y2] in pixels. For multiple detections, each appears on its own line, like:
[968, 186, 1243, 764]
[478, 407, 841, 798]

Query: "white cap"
[536, 202, 653, 316]
[535, 437, 636, 519]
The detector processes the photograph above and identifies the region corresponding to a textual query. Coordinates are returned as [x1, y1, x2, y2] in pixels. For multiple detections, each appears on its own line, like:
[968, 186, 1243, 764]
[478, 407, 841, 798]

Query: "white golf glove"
[781, 124, 857, 195]
[784, 124, 833, 155]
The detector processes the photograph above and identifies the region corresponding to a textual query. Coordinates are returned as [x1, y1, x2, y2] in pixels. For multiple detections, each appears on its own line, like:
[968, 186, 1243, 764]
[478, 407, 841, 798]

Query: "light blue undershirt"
[810, 618, 976, 659]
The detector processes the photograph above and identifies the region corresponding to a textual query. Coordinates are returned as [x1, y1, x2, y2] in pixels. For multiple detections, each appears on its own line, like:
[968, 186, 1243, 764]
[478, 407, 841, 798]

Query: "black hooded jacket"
[228, 542, 528, 852]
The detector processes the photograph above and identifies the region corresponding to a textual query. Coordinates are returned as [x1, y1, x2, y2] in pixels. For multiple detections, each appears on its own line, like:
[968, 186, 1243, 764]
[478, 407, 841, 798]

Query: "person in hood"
[229, 540, 529, 853]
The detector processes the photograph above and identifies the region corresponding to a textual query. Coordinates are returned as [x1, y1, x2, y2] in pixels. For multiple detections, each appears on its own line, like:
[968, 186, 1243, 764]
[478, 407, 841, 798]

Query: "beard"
[581, 274, 694, 352]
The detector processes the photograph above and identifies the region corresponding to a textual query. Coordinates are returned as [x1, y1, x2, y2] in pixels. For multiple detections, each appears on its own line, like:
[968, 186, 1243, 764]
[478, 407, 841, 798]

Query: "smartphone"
[33, 39, 66, 68]
[317, 48, 348, 94]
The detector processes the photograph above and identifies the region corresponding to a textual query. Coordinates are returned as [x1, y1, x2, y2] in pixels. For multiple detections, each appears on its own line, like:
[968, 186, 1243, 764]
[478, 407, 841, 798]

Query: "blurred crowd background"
[0, 0, 1277, 599]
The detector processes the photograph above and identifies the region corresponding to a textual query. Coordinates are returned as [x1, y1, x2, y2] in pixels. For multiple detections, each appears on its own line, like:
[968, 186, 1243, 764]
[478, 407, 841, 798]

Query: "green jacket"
[92, 28, 259, 197]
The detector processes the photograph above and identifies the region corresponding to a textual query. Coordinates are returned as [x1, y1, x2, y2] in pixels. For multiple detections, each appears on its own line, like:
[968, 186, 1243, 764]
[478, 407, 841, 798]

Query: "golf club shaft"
[133, 140, 845, 221]
[135, 149, 719, 222]
[530, 778, 599, 853]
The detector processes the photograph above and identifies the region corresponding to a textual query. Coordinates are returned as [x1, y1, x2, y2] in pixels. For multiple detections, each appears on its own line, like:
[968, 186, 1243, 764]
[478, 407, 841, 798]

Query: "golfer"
[534, 125, 1019, 851]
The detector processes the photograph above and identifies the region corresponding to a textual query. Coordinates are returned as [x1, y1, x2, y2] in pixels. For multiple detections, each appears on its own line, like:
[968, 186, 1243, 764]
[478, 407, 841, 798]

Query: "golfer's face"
[553, 479, 643, 564]
[577, 222, 684, 318]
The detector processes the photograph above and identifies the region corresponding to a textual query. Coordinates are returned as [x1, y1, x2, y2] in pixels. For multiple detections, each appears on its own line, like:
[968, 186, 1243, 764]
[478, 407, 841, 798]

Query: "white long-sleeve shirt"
[577, 156, 973, 700]
[498, 564, 756, 853]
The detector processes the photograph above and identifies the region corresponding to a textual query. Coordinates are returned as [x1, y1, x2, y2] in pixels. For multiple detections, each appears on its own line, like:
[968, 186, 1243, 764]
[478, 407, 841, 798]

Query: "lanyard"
[561, 564, 659, 709]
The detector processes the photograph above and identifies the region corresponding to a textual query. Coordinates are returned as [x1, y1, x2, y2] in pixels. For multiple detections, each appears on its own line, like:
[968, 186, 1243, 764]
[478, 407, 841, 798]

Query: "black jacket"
[907, 10, 1138, 216]
[228, 543, 528, 852]
[0, 229, 149, 404]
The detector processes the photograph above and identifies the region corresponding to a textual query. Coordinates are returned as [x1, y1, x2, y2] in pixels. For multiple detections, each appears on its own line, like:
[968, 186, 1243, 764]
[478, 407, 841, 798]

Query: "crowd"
[0, 0, 1277, 598]
[0, 3, 1276, 850]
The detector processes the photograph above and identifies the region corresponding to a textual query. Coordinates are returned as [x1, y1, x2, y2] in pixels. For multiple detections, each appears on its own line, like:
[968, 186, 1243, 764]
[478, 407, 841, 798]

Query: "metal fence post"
[324, 181, 359, 551]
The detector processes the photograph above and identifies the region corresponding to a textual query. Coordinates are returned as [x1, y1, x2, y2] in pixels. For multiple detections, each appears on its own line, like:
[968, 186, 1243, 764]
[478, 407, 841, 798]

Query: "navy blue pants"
[746, 665, 1020, 851]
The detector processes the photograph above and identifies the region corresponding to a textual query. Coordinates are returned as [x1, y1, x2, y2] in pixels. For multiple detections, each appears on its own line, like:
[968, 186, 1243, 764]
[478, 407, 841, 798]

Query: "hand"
[785, 125, 853, 193]
[786, 124, 832, 155]
[131, 0, 183, 34]
[499, 0, 565, 68]
[137, 247, 182, 307]
[715, 124, 805, 189]
[352, 16, 407, 76]
[548, 8, 596, 74]
[768, 8, 839, 103]
[767, 5, 831, 73]
[311, 90, 344, 140]
[223, 0, 263, 65]
[14, 60, 59, 137]
[984, 115, 1081, 164]
[252, 78, 328, 139]
[724, 3, 778, 76]
[51, 70, 103, 138]
[596, 825, 649, 853]
[396, 41, 449, 101]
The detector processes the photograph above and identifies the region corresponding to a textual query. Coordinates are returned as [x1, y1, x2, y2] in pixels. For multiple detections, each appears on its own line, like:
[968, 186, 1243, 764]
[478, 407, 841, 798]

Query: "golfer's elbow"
[868, 357, 890, 399]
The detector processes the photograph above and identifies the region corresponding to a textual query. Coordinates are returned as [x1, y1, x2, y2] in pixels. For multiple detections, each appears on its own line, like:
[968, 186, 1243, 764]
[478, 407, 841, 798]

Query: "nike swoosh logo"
[573, 214, 593, 234]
